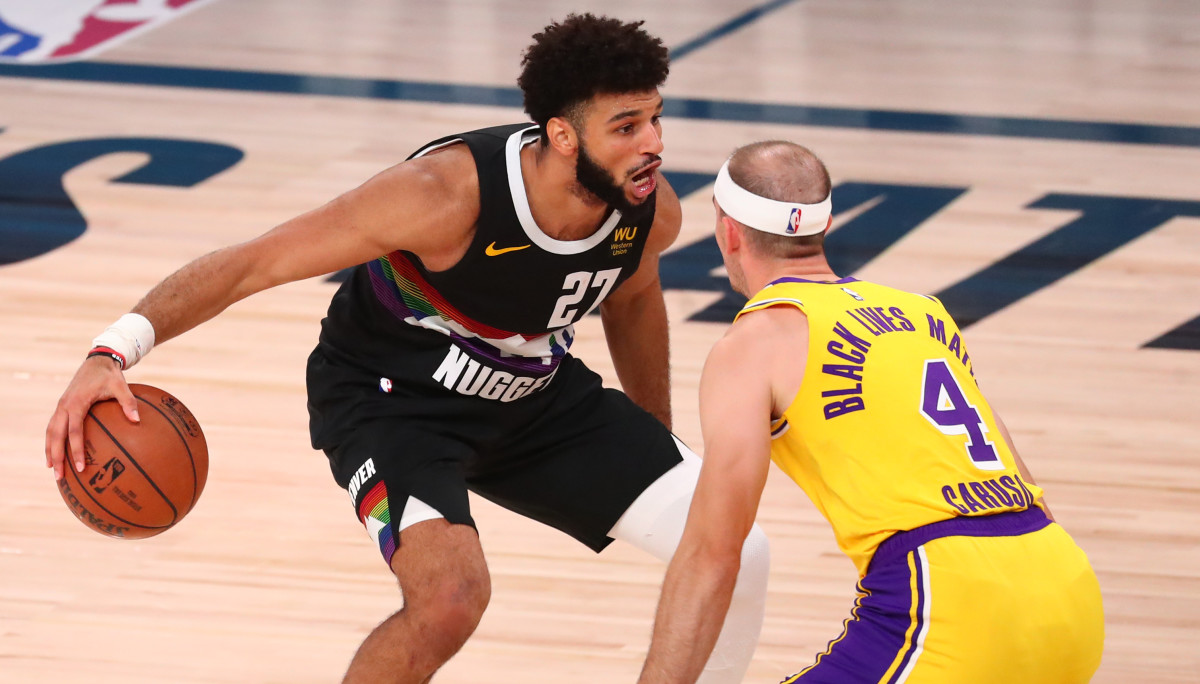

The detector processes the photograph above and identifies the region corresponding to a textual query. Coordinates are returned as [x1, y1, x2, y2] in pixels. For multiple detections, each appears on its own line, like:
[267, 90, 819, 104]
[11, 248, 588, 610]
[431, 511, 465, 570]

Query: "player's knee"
[431, 573, 492, 629]
[733, 523, 770, 599]
[404, 572, 492, 647]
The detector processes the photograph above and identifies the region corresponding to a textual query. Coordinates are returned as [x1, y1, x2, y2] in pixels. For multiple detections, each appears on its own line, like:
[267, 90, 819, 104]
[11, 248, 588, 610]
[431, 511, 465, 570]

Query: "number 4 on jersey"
[919, 359, 1003, 470]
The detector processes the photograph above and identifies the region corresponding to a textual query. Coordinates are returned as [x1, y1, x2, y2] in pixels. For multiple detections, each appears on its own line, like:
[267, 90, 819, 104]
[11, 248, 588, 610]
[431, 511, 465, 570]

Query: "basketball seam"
[89, 409, 180, 525]
[134, 392, 201, 513]
[66, 443, 169, 531]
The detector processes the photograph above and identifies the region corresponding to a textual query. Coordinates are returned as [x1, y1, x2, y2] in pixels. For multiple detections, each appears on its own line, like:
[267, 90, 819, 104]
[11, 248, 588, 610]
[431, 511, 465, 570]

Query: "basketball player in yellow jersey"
[637, 141, 1104, 684]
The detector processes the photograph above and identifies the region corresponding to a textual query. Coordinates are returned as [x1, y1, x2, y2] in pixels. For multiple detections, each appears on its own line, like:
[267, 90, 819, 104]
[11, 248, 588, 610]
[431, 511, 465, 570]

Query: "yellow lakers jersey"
[736, 277, 1044, 576]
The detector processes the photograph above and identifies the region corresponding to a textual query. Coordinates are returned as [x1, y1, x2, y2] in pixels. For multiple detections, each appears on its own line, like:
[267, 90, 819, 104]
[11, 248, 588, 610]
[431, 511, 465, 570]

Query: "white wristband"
[91, 313, 156, 369]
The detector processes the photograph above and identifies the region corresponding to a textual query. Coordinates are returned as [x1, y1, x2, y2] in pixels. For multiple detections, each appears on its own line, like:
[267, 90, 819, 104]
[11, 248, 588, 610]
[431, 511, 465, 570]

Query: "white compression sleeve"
[609, 438, 770, 684]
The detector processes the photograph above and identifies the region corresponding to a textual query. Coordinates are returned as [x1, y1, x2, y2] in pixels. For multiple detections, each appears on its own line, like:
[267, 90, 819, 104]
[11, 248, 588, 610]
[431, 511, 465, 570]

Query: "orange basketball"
[57, 383, 209, 539]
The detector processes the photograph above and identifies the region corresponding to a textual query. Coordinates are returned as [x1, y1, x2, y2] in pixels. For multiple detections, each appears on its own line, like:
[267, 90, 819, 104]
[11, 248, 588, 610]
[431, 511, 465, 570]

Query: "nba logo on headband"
[713, 161, 832, 237]
[787, 208, 802, 235]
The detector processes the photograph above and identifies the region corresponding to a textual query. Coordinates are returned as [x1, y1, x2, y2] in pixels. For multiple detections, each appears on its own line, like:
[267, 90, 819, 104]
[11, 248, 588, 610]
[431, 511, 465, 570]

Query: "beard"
[574, 141, 655, 220]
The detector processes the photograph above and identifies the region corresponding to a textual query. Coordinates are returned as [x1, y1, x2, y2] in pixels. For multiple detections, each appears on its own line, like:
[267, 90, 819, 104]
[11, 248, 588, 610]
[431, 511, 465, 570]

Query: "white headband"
[713, 161, 832, 236]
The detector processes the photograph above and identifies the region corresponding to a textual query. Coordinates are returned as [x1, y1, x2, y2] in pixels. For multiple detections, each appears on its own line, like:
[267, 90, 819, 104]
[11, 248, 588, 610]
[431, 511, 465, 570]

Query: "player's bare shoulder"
[723, 303, 809, 413]
[735, 303, 808, 358]
[358, 143, 482, 269]
[408, 141, 480, 201]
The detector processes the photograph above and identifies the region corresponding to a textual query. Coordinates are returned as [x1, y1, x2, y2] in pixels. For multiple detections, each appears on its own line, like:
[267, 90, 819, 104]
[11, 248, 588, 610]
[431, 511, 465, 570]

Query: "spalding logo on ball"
[57, 384, 209, 539]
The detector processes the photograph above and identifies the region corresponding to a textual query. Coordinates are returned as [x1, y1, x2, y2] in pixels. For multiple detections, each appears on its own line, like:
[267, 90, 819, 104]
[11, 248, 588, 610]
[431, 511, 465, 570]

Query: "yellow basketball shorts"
[785, 508, 1104, 683]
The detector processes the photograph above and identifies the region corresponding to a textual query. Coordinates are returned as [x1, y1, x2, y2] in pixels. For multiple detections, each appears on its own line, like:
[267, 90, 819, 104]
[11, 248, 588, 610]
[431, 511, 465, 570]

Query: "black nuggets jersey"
[318, 124, 657, 391]
[307, 128, 686, 558]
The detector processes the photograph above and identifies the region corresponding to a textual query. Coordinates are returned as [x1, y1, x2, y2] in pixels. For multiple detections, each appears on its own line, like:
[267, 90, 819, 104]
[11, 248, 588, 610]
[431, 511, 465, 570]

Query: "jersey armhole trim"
[735, 296, 806, 321]
[412, 138, 463, 158]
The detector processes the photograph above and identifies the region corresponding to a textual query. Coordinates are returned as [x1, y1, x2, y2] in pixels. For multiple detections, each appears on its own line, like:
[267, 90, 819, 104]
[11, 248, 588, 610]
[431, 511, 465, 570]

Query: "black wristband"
[87, 346, 127, 370]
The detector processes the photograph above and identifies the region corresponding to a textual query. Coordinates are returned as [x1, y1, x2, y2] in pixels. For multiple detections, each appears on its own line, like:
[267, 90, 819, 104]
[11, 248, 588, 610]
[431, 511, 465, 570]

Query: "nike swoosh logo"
[485, 242, 531, 256]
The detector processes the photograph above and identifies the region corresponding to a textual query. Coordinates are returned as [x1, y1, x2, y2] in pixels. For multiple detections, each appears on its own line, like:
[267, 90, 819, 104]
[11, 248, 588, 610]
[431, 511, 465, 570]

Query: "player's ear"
[719, 215, 744, 253]
[546, 116, 578, 155]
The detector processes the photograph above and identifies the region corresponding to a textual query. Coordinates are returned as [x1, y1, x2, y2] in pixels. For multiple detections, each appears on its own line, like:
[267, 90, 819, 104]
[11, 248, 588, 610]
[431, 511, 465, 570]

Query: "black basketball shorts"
[306, 340, 684, 566]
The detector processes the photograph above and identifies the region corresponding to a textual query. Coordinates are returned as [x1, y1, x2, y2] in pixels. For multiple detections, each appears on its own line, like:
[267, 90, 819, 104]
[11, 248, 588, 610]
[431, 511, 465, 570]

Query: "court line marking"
[1, 60, 1197, 149]
[668, 0, 801, 60]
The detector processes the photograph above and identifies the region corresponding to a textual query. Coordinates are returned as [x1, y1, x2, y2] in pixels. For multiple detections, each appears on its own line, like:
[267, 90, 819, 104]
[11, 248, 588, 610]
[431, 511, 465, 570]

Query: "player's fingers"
[45, 409, 66, 479]
[66, 402, 88, 474]
[114, 382, 140, 423]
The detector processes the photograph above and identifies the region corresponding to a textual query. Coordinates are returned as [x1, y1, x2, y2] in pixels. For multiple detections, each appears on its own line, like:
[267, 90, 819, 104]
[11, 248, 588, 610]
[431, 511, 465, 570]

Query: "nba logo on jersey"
[0, 0, 216, 64]
[786, 207, 802, 235]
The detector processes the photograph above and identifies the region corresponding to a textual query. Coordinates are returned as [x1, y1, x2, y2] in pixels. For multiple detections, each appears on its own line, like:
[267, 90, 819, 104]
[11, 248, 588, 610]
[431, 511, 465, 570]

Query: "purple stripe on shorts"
[870, 507, 1051, 572]
[789, 508, 1052, 683]
[790, 560, 917, 682]
[886, 551, 925, 683]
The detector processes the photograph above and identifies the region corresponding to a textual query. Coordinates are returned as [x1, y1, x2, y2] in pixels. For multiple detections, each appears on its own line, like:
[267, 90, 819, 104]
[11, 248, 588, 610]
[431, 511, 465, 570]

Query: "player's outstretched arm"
[45, 146, 480, 479]
[133, 147, 480, 346]
[600, 171, 681, 428]
[638, 325, 773, 684]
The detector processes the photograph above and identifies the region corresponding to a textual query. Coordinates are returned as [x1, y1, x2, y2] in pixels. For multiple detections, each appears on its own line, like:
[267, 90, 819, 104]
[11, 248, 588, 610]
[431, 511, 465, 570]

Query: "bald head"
[726, 141, 831, 206]
[718, 141, 832, 260]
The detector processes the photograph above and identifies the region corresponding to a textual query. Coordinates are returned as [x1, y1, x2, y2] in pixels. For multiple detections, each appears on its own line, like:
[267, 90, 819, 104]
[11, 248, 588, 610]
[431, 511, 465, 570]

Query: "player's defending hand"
[45, 356, 140, 480]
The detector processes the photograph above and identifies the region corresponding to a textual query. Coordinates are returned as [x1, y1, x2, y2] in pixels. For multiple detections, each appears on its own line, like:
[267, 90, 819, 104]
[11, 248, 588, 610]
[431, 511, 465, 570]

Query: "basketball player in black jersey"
[46, 14, 770, 684]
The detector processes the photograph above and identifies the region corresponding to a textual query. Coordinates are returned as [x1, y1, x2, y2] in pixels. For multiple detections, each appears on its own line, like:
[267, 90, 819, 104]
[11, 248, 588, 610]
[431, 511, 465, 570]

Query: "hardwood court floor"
[1, 1, 1198, 682]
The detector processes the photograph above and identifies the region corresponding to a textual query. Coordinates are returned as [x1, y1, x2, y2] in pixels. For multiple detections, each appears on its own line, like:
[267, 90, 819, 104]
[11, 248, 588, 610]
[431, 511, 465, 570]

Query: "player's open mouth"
[631, 163, 659, 199]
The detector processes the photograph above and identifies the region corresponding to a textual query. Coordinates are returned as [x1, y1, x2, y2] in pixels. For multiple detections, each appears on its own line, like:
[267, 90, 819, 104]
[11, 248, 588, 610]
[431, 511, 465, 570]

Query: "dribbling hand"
[45, 356, 140, 479]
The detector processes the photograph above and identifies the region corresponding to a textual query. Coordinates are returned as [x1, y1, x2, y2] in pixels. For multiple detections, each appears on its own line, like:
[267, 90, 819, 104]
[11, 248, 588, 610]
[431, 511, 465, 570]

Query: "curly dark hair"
[518, 14, 669, 135]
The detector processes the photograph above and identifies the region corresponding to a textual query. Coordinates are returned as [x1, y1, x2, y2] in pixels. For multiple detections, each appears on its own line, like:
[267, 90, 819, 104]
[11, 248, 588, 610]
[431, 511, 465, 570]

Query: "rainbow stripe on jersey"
[368, 255, 569, 375]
